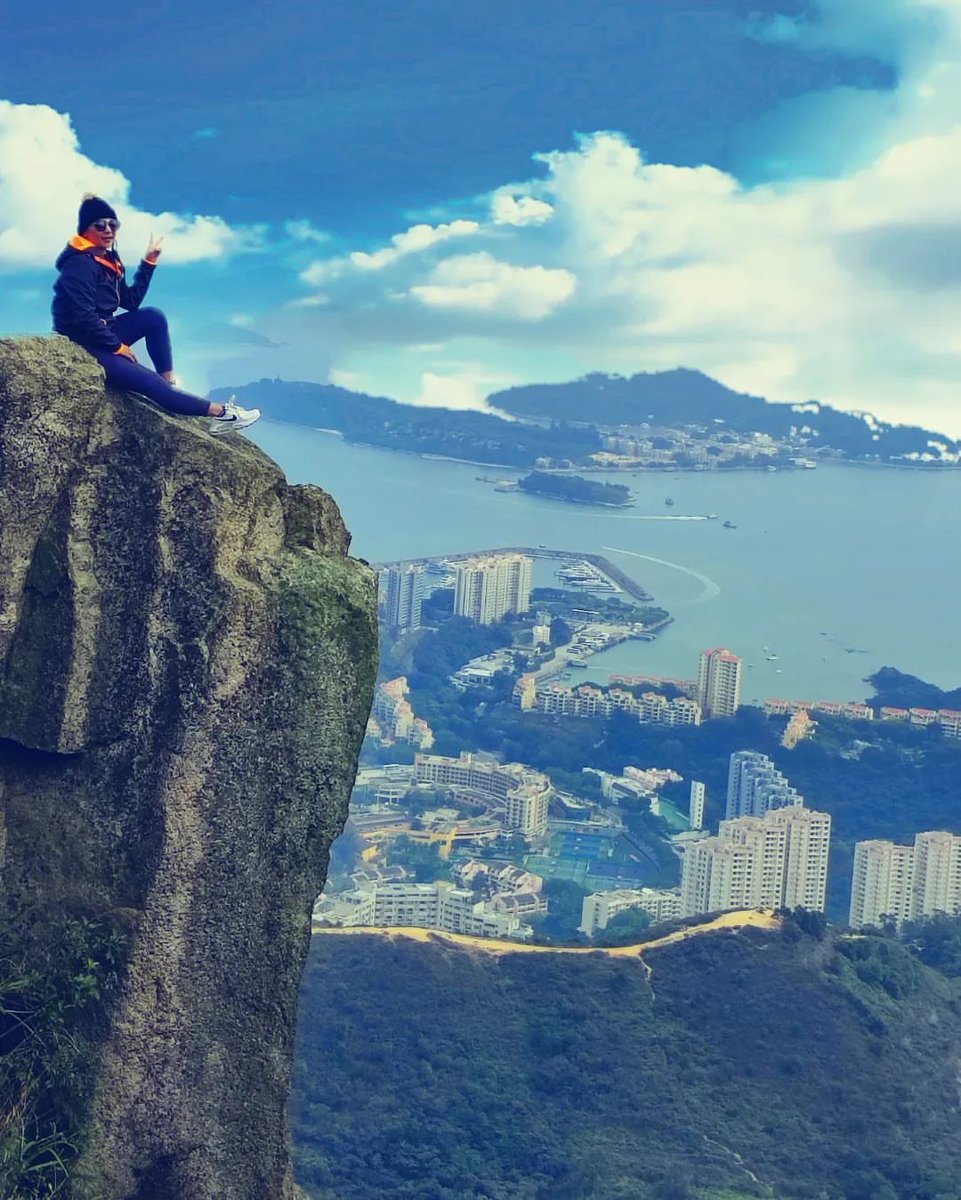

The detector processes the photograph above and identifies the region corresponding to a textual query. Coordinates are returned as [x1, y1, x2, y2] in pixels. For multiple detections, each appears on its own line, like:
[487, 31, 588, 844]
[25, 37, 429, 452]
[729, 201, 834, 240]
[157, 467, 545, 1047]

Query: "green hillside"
[292, 921, 961, 1200]
[488, 369, 960, 463]
[212, 379, 600, 466]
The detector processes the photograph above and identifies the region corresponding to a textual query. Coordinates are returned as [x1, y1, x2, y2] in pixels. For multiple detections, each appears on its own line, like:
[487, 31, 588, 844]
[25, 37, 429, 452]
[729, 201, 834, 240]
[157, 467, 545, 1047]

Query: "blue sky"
[4, 1, 961, 435]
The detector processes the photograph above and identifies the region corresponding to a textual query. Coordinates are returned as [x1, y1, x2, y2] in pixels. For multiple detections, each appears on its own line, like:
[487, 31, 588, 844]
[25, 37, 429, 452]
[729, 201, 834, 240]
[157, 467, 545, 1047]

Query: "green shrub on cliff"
[0, 918, 129, 1197]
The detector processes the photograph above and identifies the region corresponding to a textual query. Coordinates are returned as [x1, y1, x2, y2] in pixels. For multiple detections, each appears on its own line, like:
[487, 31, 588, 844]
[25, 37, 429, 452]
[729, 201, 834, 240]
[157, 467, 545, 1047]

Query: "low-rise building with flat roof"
[314, 881, 532, 939]
[579, 888, 682, 935]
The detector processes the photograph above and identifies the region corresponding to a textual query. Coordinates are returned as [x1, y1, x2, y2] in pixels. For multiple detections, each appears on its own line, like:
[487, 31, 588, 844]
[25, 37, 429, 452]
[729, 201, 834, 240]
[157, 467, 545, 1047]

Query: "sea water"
[251, 422, 959, 705]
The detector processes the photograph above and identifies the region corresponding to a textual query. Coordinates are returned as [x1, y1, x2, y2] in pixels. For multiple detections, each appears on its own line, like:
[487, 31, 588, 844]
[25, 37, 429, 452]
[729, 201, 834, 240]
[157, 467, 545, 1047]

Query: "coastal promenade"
[372, 546, 653, 604]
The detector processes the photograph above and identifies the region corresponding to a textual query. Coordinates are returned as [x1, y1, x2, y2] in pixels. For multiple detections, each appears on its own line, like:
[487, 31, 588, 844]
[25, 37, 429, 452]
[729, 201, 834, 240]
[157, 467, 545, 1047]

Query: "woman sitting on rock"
[52, 194, 260, 434]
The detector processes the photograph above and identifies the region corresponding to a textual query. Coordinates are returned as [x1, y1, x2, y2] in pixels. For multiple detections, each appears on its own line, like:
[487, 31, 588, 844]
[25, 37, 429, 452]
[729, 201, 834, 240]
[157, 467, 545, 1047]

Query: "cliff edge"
[0, 337, 378, 1199]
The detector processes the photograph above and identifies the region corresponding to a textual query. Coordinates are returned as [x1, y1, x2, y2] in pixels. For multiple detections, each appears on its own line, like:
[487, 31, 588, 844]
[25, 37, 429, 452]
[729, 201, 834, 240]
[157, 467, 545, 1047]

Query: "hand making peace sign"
[144, 232, 164, 266]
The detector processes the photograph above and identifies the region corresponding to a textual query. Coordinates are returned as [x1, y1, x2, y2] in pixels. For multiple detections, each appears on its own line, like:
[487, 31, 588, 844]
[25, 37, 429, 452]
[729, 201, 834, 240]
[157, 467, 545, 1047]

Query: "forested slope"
[292, 920, 961, 1200]
[489, 370, 959, 462]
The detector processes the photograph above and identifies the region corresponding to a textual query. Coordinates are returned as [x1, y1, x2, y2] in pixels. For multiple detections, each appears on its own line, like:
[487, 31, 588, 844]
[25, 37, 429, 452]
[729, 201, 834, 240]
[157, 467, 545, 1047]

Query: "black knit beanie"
[77, 193, 118, 233]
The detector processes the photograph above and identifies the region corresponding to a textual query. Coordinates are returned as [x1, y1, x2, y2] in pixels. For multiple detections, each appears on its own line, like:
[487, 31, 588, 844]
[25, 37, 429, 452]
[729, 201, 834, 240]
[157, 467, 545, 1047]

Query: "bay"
[251, 422, 959, 706]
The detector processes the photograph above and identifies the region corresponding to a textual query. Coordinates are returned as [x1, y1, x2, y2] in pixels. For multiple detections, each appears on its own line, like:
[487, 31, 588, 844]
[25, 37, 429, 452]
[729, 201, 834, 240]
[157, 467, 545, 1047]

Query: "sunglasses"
[91, 219, 120, 233]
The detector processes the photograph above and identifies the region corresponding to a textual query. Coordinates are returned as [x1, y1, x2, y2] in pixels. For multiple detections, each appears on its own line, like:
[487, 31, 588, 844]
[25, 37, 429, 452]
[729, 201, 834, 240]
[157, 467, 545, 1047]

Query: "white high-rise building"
[770, 806, 832, 912]
[453, 554, 533, 625]
[717, 815, 787, 908]
[506, 554, 533, 615]
[849, 831, 961, 930]
[681, 806, 831, 918]
[911, 831, 961, 920]
[697, 647, 742, 718]
[849, 840, 917, 929]
[382, 563, 424, 635]
[681, 837, 760, 916]
[726, 751, 804, 820]
[689, 781, 706, 830]
[504, 783, 550, 838]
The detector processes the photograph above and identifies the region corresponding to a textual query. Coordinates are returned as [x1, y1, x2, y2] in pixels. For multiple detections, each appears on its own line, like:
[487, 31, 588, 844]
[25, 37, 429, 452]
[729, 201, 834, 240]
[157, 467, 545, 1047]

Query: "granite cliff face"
[0, 337, 378, 1199]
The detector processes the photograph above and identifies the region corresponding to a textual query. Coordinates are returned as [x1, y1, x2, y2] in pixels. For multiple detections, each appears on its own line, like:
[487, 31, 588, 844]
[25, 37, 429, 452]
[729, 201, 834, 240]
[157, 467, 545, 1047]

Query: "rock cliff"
[0, 337, 378, 1199]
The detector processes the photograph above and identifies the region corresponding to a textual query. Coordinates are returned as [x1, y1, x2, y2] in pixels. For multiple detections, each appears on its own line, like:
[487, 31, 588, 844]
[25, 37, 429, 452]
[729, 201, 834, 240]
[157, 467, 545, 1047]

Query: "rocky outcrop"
[0, 337, 378, 1198]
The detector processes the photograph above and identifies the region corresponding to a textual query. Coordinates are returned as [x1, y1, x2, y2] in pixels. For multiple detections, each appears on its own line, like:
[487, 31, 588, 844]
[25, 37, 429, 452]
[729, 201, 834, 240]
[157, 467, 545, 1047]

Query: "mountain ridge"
[217, 369, 959, 466]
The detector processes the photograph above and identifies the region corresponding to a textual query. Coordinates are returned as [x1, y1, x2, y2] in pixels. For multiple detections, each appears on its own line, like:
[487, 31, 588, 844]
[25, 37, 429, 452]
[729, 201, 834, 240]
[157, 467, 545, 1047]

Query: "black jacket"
[51, 235, 156, 354]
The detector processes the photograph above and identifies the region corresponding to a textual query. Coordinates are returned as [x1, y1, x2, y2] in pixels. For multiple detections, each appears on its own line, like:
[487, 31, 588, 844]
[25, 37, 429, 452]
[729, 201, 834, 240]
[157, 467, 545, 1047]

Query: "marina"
[373, 546, 655, 605]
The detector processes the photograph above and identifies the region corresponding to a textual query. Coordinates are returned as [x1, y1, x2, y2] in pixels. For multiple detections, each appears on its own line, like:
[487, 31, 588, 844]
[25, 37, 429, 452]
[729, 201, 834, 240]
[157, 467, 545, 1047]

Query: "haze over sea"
[253, 421, 958, 706]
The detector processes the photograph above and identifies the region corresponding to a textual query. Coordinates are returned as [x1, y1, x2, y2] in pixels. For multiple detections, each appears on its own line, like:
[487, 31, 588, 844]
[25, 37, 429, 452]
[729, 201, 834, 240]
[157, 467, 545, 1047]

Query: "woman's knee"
[140, 306, 168, 329]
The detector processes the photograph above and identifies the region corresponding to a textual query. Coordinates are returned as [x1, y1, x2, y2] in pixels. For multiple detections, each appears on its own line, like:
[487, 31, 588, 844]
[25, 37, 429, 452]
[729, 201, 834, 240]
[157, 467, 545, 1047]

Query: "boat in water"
[557, 560, 620, 593]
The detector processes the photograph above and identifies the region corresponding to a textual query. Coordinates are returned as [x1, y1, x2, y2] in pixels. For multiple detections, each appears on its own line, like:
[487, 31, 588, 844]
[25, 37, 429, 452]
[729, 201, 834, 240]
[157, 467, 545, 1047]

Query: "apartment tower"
[681, 806, 831, 918]
[726, 751, 804, 820]
[697, 647, 743, 718]
[454, 553, 533, 625]
[912, 831, 961, 920]
[849, 831, 961, 930]
[848, 840, 917, 929]
[383, 563, 424, 635]
[689, 781, 706, 831]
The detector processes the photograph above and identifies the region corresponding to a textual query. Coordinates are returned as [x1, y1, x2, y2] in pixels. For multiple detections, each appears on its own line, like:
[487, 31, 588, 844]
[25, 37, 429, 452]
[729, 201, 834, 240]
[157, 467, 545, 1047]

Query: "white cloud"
[287, 294, 330, 308]
[408, 253, 576, 319]
[491, 192, 554, 226]
[738, 0, 960, 181]
[329, 368, 362, 390]
[412, 368, 520, 415]
[281, 48, 961, 436]
[153, 0, 955, 435]
[414, 372, 489, 412]
[0, 100, 256, 270]
[301, 218, 479, 285]
[284, 219, 329, 244]
[350, 219, 479, 269]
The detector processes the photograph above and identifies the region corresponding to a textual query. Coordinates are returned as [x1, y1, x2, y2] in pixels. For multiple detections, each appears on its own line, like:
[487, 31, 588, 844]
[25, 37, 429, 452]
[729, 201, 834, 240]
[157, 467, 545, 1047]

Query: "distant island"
[214, 369, 960, 470]
[517, 471, 632, 506]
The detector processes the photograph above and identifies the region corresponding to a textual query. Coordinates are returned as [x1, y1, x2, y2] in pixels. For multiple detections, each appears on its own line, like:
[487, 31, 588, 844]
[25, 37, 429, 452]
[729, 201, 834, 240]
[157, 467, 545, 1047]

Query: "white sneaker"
[209, 397, 261, 435]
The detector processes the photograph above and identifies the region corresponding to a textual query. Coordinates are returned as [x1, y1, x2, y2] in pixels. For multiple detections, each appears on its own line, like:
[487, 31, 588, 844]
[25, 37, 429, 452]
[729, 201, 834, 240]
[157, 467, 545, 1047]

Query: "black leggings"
[91, 308, 210, 417]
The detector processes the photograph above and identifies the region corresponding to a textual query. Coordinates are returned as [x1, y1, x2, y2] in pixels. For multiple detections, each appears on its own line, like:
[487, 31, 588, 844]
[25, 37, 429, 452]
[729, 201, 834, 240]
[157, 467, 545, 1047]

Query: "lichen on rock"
[0, 336, 378, 1199]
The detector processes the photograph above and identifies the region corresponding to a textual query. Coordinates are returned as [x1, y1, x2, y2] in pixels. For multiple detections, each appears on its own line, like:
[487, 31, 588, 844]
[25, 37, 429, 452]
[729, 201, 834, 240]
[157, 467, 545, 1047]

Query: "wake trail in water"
[602, 546, 721, 605]
[560, 511, 708, 521]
